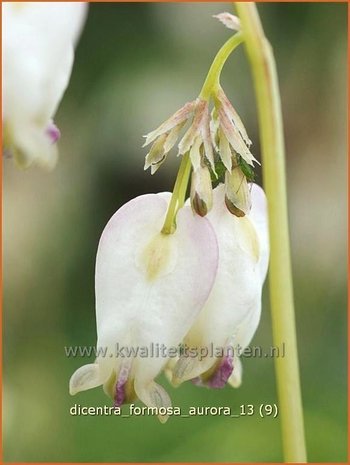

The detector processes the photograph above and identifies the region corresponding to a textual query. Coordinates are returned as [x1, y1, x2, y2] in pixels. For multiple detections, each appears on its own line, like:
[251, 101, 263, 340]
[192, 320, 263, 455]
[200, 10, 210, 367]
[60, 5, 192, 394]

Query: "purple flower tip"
[114, 362, 131, 407]
[207, 354, 234, 389]
[114, 378, 126, 407]
[46, 123, 61, 144]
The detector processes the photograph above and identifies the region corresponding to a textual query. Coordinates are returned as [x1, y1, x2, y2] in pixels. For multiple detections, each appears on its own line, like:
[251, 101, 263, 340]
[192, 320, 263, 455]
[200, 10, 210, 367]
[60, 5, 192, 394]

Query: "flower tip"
[191, 193, 210, 217]
[170, 374, 183, 387]
[158, 413, 169, 424]
[142, 136, 150, 148]
[225, 196, 246, 217]
[69, 363, 103, 397]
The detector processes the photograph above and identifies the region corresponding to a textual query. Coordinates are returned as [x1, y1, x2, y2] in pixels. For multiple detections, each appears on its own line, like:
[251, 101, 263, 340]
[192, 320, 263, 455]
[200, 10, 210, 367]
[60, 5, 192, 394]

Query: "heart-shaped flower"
[172, 183, 269, 388]
[69, 192, 218, 422]
[3, 2, 87, 168]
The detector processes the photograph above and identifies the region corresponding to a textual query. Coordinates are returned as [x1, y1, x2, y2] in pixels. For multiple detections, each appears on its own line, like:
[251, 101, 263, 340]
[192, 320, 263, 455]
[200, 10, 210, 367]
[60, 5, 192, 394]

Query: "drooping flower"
[69, 192, 218, 422]
[2, 2, 87, 169]
[171, 183, 269, 388]
[143, 87, 258, 218]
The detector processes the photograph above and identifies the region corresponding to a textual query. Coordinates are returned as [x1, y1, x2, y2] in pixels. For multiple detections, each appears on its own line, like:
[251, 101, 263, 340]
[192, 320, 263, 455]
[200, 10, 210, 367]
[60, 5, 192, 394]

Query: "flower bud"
[225, 164, 251, 217]
[144, 133, 168, 174]
[190, 166, 213, 217]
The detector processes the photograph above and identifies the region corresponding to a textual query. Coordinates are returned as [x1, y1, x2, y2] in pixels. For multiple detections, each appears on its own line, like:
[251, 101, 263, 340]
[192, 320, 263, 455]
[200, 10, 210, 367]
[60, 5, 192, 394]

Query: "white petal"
[69, 363, 107, 396]
[175, 184, 269, 383]
[93, 193, 218, 400]
[228, 356, 242, 388]
[3, 2, 87, 167]
[249, 183, 270, 281]
[189, 136, 202, 172]
[218, 128, 232, 172]
[135, 380, 171, 423]
[143, 101, 195, 147]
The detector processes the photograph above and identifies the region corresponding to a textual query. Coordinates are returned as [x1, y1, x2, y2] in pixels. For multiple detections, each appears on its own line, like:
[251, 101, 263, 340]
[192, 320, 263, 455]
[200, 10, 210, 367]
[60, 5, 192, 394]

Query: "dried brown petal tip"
[144, 133, 167, 174]
[192, 193, 209, 217]
[224, 165, 252, 217]
[224, 197, 246, 217]
[190, 166, 213, 217]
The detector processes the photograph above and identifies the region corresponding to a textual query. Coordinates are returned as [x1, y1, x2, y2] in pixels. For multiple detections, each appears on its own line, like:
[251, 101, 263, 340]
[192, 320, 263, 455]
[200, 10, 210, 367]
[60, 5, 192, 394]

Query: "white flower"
[2, 2, 87, 169]
[172, 183, 269, 388]
[69, 192, 218, 422]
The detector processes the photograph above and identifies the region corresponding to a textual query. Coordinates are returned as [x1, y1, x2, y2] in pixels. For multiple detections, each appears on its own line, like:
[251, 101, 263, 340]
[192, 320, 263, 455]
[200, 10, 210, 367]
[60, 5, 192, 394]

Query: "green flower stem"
[235, 3, 307, 462]
[161, 152, 191, 234]
[200, 32, 244, 99]
[162, 33, 243, 235]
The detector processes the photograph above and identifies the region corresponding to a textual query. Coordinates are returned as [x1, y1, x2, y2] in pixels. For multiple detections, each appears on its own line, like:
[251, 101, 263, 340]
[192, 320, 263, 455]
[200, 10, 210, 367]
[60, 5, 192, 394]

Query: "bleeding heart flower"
[69, 192, 218, 422]
[2, 2, 87, 169]
[172, 183, 269, 388]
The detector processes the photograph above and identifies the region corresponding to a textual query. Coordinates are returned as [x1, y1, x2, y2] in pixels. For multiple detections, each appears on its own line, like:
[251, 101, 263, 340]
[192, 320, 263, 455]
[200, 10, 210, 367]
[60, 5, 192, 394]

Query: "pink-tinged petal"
[190, 349, 234, 389]
[213, 13, 241, 32]
[178, 99, 207, 155]
[114, 359, 133, 407]
[217, 88, 251, 146]
[218, 107, 257, 166]
[206, 351, 234, 388]
[143, 101, 195, 147]
[70, 193, 219, 414]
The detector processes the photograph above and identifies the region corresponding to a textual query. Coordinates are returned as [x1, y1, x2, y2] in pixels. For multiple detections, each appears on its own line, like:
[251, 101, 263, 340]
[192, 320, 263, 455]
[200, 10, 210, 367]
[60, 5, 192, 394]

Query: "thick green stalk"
[235, 3, 307, 462]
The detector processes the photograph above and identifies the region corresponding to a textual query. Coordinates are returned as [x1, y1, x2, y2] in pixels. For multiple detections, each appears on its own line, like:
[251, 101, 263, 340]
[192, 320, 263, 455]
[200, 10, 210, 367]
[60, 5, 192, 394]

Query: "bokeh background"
[3, 2, 347, 462]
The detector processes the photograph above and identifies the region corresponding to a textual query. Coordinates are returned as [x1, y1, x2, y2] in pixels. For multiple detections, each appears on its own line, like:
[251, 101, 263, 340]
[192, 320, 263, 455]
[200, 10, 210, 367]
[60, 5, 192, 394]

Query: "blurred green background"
[3, 2, 347, 462]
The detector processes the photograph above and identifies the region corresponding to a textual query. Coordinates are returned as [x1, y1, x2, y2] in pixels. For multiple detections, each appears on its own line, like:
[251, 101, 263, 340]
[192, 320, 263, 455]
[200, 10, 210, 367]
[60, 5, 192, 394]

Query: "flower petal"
[69, 363, 107, 396]
[3, 2, 87, 168]
[178, 99, 207, 155]
[173, 184, 269, 385]
[74, 192, 218, 408]
[135, 380, 171, 423]
[218, 128, 232, 172]
[218, 107, 257, 166]
[217, 88, 251, 146]
[143, 101, 195, 147]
